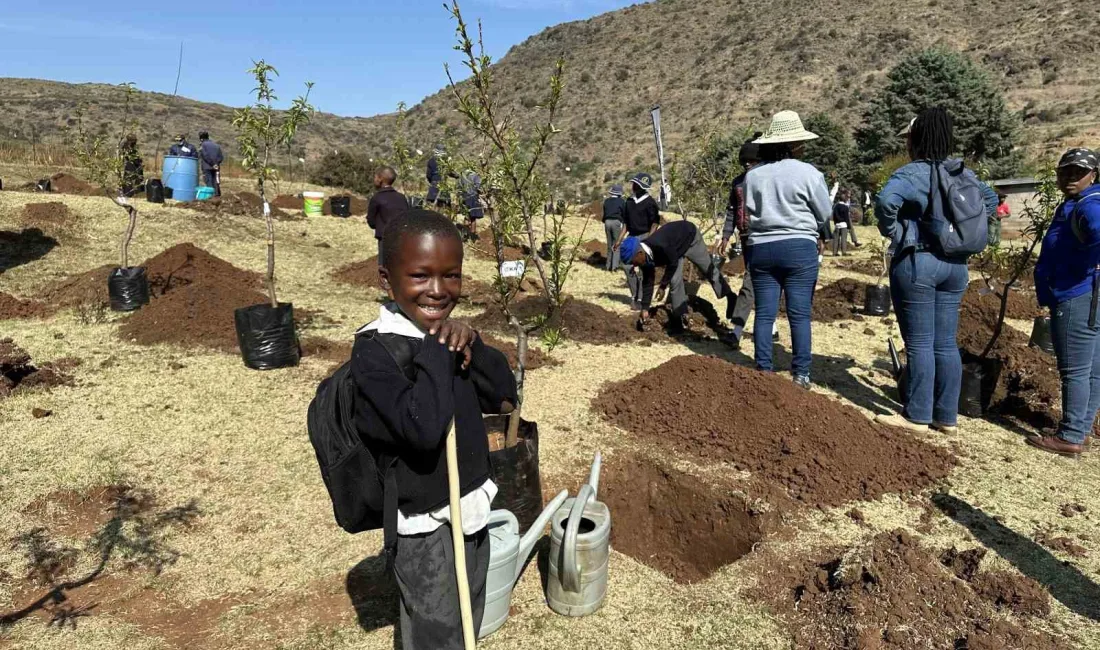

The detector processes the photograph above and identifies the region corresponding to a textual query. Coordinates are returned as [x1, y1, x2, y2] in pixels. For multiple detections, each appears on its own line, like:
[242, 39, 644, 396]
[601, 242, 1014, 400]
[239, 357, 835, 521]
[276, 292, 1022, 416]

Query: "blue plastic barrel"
[162, 155, 199, 202]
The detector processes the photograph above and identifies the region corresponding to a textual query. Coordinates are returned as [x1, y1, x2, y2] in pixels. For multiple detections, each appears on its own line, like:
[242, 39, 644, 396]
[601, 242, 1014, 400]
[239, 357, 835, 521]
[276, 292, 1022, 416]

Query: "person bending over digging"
[614, 172, 662, 308]
[1027, 148, 1100, 458]
[351, 209, 518, 649]
[619, 219, 733, 335]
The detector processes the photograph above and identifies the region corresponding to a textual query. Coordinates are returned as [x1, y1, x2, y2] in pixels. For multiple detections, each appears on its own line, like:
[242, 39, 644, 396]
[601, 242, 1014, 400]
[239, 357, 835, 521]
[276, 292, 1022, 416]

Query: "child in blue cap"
[620, 220, 732, 333]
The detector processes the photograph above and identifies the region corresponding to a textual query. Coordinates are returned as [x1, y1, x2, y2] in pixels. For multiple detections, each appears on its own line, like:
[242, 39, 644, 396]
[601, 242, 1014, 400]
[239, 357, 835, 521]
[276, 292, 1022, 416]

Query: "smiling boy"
[350, 209, 517, 649]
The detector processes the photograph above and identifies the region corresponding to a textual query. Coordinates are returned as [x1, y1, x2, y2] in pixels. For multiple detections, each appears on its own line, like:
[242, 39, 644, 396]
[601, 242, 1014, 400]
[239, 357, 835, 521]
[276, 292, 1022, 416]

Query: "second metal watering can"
[546, 451, 610, 617]
[479, 489, 569, 638]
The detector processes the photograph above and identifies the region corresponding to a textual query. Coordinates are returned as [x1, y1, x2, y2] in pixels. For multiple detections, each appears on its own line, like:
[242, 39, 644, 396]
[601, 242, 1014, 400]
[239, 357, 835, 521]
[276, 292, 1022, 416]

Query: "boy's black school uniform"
[351, 305, 517, 650]
[623, 193, 660, 236]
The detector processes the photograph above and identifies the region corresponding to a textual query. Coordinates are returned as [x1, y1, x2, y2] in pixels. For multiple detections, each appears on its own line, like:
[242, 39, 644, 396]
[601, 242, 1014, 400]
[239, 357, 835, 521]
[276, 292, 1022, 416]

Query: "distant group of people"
[169, 131, 224, 197]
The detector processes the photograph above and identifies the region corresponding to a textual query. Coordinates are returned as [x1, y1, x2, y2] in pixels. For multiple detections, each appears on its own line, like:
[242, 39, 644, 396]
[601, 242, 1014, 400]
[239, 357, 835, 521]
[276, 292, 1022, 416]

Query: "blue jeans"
[890, 251, 969, 425]
[1050, 292, 1100, 445]
[747, 238, 819, 377]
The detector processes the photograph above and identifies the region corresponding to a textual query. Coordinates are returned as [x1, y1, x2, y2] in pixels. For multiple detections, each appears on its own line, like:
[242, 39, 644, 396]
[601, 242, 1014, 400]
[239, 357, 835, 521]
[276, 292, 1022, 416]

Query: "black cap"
[1058, 148, 1099, 170]
[199, 131, 209, 140]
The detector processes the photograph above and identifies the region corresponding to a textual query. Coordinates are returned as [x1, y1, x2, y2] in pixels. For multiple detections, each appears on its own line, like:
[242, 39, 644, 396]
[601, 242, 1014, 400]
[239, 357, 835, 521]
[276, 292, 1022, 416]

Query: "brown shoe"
[1026, 435, 1084, 459]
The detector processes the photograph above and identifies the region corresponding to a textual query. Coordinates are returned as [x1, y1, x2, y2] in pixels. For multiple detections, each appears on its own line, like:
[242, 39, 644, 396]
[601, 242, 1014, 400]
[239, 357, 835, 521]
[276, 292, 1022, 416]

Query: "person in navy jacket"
[1028, 148, 1100, 458]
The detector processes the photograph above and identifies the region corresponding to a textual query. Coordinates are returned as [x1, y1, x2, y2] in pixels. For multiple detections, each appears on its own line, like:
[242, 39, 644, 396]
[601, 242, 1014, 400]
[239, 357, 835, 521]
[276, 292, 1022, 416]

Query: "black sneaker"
[794, 375, 811, 389]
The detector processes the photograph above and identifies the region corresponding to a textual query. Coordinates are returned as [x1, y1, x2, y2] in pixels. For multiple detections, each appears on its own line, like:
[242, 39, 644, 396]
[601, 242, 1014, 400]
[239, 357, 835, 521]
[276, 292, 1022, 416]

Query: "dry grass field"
[2, 173, 1099, 649]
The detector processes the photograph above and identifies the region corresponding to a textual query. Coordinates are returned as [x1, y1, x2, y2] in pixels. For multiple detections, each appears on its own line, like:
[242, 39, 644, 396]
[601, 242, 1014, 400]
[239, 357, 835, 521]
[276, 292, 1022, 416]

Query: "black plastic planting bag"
[486, 415, 543, 534]
[863, 284, 891, 316]
[1028, 316, 1055, 355]
[234, 302, 301, 370]
[107, 266, 150, 312]
[330, 196, 351, 218]
[146, 179, 165, 204]
[896, 351, 1000, 418]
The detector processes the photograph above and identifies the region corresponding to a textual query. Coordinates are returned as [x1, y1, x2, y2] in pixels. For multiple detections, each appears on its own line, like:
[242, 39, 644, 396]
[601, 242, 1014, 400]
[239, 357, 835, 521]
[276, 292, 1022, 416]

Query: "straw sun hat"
[753, 111, 819, 144]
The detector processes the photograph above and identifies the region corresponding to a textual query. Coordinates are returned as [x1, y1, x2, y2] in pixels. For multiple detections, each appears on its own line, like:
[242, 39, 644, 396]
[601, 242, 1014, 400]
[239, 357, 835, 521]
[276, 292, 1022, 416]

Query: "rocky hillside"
[2, 0, 1096, 195]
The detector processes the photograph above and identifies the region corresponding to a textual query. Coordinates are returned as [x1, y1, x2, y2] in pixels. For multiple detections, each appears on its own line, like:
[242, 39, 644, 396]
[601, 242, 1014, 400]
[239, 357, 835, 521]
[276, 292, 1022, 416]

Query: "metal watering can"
[547, 451, 610, 617]
[479, 489, 569, 638]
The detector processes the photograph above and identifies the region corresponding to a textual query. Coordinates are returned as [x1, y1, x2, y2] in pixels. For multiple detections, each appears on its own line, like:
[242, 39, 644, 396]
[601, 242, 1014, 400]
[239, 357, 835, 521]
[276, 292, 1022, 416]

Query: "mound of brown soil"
[42, 264, 113, 309]
[600, 453, 779, 583]
[117, 243, 268, 352]
[830, 256, 881, 277]
[270, 195, 303, 210]
[20, 202, 75, 235]
[0, 293, 54, 319]
[331, 257, 381, 289]
[723, 255, 746, 276]
[0, 338, 74, 398]
[49, 172, 99, 196]
[810, 278, 868, 323]
[580, 239, 607, 267]
[471, 296, 655, 346]
[594, 355, 955, 507]
[962, 284, 1043, 323]
[175, 192, 297, 221]
[479, 334, 558, 371]
[956, 309, 1060, 428]
[756, 530, 1069, 650]
[468, 241, 528, 262]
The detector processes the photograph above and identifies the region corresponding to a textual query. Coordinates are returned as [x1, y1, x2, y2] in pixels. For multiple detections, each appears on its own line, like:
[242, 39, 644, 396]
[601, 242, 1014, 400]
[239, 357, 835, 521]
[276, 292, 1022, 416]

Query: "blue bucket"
[195, 186, 215, 201]
[162, 155, 199, 202]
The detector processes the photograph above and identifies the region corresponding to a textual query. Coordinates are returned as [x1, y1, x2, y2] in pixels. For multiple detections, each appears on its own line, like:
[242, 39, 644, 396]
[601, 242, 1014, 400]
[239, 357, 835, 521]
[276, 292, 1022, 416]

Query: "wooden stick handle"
[445, 418, 477, 649]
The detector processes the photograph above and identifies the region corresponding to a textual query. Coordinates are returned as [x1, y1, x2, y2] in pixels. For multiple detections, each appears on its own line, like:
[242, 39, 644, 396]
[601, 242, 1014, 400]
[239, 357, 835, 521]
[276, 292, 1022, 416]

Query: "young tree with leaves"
[231, 60, 315, 308]
[974, 168, 1059, 359]
[444, 0, 583, 445]
[70, 82, 143, 272]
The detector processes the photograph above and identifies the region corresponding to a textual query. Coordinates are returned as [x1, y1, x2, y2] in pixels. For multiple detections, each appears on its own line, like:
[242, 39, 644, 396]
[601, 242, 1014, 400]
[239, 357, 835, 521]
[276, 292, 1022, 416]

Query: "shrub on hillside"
[801, 113, 858, 188]
[855, 48, 1022, 178]
[309, 151, 374, 194]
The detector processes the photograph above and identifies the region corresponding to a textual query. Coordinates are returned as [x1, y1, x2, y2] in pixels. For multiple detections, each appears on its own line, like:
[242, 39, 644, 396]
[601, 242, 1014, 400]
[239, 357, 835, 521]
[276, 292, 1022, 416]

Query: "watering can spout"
[888, 338, 902, 379]
[587, 451, 602, 499]
[515, 490, 568, 582]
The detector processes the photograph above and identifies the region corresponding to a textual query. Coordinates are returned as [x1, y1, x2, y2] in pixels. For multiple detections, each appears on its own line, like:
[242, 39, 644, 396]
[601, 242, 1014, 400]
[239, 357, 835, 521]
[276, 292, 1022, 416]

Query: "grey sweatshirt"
[744, 158, 833, 246]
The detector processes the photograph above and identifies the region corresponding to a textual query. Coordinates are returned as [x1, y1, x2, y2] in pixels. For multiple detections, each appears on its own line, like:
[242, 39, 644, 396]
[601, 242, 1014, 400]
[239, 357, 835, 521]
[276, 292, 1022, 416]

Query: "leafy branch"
[231, 60, 315, 307]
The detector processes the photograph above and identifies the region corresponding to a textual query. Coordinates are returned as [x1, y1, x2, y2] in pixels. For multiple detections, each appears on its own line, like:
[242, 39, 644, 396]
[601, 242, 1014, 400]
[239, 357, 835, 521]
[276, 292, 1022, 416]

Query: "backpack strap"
[365, 331, 420, 381]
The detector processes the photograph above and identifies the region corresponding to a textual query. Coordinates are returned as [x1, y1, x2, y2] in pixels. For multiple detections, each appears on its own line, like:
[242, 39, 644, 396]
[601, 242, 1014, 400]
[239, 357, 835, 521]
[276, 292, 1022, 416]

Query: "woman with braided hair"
[874, 107, 998, 434]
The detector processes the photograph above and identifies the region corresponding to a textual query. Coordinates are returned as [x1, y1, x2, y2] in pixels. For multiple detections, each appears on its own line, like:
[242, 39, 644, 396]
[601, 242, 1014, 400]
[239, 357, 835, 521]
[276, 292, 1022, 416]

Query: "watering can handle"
[587, 451, 602, 500]
[562, 484, 593, 593]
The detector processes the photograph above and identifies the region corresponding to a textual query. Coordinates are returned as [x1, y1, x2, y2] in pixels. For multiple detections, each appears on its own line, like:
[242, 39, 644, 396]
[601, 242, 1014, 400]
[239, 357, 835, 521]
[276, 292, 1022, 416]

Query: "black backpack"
[307, 332, 418, 551]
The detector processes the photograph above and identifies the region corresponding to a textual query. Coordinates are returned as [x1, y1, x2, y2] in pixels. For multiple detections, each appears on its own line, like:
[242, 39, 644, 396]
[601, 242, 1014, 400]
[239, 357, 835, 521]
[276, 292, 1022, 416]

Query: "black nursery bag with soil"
[234, 302, 301, 370]
[107, 266, 150, 312]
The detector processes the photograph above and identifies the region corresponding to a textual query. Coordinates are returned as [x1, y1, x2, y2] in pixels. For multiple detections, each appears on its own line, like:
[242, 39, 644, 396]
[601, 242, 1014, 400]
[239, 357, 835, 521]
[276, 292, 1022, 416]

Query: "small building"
[990, 177, 1040, 235]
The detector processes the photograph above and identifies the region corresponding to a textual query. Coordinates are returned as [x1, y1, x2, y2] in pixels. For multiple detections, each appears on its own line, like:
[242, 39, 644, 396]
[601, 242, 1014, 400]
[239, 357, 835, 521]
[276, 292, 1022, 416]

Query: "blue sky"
[0, 0, 637, 117]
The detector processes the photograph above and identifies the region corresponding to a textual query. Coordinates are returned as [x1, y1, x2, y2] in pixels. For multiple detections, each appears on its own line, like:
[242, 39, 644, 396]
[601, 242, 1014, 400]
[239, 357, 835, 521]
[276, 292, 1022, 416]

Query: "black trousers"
[202, 169, 221, 197]
[393, 524, 488, 650]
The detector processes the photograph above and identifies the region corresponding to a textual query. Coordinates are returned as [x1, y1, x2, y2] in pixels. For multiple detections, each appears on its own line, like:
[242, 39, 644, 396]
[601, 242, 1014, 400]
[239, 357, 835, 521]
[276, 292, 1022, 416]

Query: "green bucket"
[303, 191, 324, 217]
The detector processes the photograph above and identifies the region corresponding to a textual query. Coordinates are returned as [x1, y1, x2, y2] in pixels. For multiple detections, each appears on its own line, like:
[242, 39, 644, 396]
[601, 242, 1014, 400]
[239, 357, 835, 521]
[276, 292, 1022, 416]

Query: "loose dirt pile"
[829, 256, 881, 277]
[956, 308, 1060, 429]
[175, 192, 297, 221]
[600, 453, 778, 583]
[723, 255, 746, 276]
[594, 355, 955, 507]
[116, 243, 268, 352]
[810, 278, 868, 323]
[0, 292, 54, 319]
[471, 296, 657, 346]
[331, 256, 381, 289]
[962, 284, 1044, 323]
[579, 239, 607, 267]
[42, 264, 114, 309]
[270, 195, 304, 210]
[49, 172, 99, 196]
[19, 202, 77, 237]
[755, 529, 1069, 649]
[1, 338, 74, 398]
[468, 240, 528, 262]
[479, 334, 558, 371]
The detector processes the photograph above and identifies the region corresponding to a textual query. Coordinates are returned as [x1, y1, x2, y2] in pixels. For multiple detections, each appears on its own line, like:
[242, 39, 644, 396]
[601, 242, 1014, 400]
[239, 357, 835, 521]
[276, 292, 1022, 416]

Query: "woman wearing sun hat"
[743, 111, 833, 388]
[1028, 148, 1100, 458]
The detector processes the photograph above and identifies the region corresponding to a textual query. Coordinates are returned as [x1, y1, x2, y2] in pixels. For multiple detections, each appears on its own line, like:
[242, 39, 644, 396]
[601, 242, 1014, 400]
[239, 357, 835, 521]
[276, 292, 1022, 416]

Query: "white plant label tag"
[263, 201, 271, 217]
[117, 197, 130, 206]
[500, 261, 525, 278]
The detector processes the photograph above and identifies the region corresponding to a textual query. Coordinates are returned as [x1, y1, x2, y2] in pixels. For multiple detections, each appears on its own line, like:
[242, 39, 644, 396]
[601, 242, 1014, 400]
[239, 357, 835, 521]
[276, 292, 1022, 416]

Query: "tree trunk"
[258, 181, 279, 307]
[114, 198, 137, 269]
[981, 234, 1045, 360]
[506, 318, 527, 447]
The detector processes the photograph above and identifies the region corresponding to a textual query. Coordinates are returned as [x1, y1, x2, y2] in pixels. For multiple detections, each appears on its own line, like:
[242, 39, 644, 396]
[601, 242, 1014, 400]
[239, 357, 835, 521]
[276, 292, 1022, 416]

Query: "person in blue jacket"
[873, 108, 997, 434]
[1027, 148, 1100, 458]
[198, 131, 224, 197]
